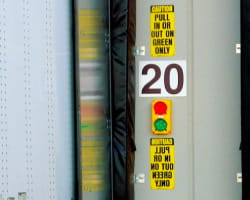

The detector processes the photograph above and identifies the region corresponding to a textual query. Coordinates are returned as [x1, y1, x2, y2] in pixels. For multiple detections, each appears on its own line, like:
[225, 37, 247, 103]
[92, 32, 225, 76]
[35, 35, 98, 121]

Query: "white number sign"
[139, 60, 187, 97]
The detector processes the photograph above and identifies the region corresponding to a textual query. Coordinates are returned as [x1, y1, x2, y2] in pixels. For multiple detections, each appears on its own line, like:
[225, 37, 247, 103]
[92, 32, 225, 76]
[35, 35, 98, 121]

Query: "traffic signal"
[152, 100, 172, 135]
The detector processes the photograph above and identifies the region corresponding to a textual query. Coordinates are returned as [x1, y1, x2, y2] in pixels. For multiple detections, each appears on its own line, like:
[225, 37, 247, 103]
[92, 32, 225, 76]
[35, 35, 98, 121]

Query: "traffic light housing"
[152, 100, 172, 135]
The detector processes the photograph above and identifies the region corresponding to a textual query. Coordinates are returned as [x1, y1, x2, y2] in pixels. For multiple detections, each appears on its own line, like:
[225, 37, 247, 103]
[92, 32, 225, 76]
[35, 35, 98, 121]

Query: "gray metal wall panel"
[134, 0, 193, 199]
[193, 0, 241, 199]
[134, 0, 241, 199]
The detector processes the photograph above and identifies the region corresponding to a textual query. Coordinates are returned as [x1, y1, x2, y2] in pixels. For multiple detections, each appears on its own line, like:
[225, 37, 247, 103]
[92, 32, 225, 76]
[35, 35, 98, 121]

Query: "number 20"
[141, 64, 184, 94]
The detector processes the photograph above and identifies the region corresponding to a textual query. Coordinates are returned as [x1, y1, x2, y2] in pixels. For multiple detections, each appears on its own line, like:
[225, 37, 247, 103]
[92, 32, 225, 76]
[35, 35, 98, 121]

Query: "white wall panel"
[0, 0, 74, 199]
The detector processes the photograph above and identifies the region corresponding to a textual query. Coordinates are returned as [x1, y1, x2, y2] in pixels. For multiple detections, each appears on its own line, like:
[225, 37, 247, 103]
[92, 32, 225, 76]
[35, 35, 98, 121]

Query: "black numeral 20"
[142, 64, 184, 94]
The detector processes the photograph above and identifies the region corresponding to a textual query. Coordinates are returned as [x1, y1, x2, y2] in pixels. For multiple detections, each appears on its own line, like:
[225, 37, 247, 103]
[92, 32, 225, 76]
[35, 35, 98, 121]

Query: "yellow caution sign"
[150, 138, 175, 190]
[150, 5, 175, 57]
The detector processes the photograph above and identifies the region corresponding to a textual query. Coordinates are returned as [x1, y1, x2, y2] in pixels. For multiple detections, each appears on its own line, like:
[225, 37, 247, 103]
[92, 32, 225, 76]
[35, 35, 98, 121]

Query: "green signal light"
[154, 119, 167, 131]
[81, 125, 89, 128]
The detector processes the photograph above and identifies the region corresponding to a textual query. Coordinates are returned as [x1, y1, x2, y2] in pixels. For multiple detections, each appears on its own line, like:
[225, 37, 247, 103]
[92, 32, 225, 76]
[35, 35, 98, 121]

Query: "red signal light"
[152, 100, 172, 135]
[154, 101, 167, 115]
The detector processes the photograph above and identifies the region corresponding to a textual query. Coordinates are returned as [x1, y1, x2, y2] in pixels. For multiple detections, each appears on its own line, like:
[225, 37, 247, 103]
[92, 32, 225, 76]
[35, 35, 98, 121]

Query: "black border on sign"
[150, 5, 175, 13]
[150, 138, 174, 146]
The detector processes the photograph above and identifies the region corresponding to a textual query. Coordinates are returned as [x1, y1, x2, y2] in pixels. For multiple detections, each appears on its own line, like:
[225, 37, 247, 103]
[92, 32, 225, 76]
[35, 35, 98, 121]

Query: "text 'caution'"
[150, 138, 175, 190]
[150, 5, 175, 57]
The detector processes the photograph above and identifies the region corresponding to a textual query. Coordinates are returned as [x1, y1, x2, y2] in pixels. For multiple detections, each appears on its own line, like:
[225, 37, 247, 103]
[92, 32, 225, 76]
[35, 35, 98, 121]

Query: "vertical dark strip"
[126, 0, 136, 199]
[72, 0, 81, 199]
[110, 0, 130, 199]
[107, 0, 114, 199]
[241, 0, 250, 199]
[110, 0, 136, 199]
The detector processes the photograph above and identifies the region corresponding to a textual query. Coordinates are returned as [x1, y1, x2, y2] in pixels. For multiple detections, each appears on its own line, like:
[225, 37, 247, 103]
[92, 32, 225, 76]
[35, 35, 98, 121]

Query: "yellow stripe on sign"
[79, 9, 100, 16]
[79, 18, 102, 26]
[79, 48, 102, 60]
[79, 40, 102, 44]
[78, 31, 102, 39]
[82, 140, 105, 146]
[82, 184, 106, 192]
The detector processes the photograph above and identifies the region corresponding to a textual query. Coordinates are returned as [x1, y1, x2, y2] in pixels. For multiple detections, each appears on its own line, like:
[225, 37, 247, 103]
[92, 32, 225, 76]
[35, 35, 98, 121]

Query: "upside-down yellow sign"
[150, 138, 175, 190]
[150, 5, 175, 57]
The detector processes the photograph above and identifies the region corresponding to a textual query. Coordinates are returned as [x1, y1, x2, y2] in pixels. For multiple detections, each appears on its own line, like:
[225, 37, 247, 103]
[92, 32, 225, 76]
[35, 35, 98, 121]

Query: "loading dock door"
[75, 0, 112, 199]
